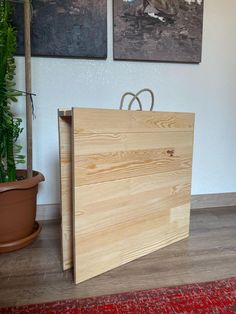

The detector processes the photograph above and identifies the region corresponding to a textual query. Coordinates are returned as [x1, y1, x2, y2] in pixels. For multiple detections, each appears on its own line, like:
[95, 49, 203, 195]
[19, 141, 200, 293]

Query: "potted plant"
[0, 0, 44, 253]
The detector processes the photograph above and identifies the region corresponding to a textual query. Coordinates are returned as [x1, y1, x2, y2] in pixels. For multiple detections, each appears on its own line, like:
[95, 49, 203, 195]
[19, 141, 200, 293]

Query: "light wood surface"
[74, 175, 191, 283]
[74, 146, 192, 186]
[72, 108, 194, 134]
[71, 108, 194, 284]
[73, 131, 193, 155]
[0, 206, 236, 308]
[58, 114, 73, 270]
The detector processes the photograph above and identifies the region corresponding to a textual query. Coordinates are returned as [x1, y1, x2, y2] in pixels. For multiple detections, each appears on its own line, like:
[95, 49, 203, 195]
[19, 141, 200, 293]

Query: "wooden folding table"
[58, 107, 194, 284]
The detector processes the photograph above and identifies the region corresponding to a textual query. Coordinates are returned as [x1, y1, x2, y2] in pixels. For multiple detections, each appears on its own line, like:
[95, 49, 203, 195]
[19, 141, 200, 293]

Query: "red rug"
[1, 277, 236, 314]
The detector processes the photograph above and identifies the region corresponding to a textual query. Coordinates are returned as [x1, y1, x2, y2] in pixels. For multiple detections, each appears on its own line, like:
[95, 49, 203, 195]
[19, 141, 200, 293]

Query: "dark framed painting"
[12, 0, 107, 59]
[113, 0, 204, 63]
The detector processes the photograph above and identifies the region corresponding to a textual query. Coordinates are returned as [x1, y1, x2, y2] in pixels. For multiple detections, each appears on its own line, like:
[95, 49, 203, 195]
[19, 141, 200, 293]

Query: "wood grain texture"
[73, 131, 193, 155]
[72, 108, 194, 134]
[58, 114, 73, 270]
[71, 108, 194, 284]
[74, 147, 192, 186]
[74, 174, 191, 283]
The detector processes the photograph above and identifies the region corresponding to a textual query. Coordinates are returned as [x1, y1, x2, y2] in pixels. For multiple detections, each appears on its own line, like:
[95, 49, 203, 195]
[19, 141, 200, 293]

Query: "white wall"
[14, 0, 236, 205]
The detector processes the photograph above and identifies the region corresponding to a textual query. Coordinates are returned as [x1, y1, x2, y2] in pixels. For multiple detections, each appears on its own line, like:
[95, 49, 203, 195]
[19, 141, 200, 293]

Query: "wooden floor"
[0, 206, 236, 308]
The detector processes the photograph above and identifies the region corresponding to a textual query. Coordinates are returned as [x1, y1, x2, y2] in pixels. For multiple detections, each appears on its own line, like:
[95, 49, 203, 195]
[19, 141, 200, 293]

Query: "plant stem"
[24, 0, 33, 178]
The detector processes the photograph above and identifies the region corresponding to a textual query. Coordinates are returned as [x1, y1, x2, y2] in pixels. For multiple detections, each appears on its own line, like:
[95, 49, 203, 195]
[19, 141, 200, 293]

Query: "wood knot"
[167, 149, 174, 157]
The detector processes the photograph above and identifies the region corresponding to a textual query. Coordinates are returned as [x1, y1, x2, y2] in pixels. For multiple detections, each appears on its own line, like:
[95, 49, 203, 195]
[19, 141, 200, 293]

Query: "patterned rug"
[1, 277, 236, 313]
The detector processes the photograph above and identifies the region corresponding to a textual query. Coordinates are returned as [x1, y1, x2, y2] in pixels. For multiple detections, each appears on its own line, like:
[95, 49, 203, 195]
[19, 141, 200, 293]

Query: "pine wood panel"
[74, 170, 191, 235]
[74, 168, 191, 210]
[75, 173, 190, 281]
[74, 147, 192, 186]
[73, 170, 191, 283]
[72, 108, 194, 284]
[72, 108, 194, 134]
[58, 114, 73, 271]
[73, 131, 193, 155]
[74, 201, 190, 284]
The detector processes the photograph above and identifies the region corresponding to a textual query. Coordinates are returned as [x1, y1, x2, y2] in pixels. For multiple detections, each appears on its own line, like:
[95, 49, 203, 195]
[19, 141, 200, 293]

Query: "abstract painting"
[113, 0, 204, 63]
[12, 0, 107, 59]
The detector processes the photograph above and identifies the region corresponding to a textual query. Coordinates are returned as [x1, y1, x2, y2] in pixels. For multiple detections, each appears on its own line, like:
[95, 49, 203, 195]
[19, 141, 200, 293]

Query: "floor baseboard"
[191, 192, 236, 210]
[37, 193, 236, 221]
[36, 204, 60, 221]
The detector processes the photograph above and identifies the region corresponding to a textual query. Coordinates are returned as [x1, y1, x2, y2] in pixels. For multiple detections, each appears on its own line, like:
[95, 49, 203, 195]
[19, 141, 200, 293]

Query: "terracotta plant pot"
[0, 170, 45, 253]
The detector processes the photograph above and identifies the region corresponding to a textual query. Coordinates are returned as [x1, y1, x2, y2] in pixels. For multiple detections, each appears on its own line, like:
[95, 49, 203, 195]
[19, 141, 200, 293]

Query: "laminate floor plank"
[0, 207, 235, 307]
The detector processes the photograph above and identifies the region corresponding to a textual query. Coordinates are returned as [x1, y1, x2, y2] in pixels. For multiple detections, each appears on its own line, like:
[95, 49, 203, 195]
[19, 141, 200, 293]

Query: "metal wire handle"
[119, 88, 155, 111]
